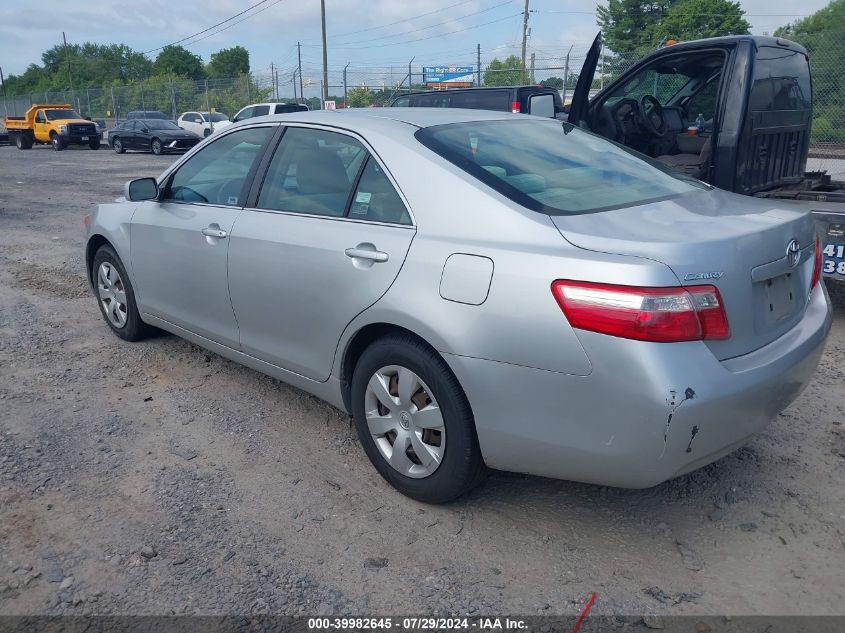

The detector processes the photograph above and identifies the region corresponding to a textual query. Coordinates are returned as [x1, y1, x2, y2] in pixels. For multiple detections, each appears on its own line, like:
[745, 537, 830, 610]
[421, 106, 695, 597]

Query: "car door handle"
[201, 227, 228, 239]
[345, 247, 388, 262]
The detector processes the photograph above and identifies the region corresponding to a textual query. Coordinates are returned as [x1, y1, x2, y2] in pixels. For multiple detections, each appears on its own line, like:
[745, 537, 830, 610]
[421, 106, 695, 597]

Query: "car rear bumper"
[443, 283, 832, 488]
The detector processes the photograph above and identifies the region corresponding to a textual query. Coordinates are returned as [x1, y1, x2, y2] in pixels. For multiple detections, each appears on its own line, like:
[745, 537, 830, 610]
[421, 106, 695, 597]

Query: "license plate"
[81, 136, 89, 141]
[823, 242, 845, 277]
[763, 272, 798, 323]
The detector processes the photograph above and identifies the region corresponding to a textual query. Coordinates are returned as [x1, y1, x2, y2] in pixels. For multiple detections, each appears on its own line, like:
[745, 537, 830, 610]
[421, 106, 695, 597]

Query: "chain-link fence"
[1, 44, 842, 163]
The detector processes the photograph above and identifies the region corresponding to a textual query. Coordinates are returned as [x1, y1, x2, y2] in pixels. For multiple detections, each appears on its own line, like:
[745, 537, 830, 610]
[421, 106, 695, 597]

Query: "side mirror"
[125, 177, 159, 202]
[141, 127, 149, 133]
[528, 94, 555, 118]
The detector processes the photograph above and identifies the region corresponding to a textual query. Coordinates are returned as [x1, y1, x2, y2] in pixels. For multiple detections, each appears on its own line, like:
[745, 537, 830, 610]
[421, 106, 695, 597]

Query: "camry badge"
[786, 239, 801, 268]
[683, 271, 724, 281]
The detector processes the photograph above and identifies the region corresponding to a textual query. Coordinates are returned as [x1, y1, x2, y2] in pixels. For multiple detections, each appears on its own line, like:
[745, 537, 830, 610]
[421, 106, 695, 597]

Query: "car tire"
[350, 333, 486, 503]
[112, 137, 125, 154]
[151, 138, 163, 155]
[51, 133, 65, 151]
[89, 139, 101, 150]
[203, 129, 211, 138]
[91, 245, 153, 342]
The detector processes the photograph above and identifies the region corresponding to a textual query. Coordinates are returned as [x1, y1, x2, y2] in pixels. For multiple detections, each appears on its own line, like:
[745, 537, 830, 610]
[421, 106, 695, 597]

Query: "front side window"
[417, 120, 707, 215]
[164, 126, 274, 206]
[257, 127, 365, 217]
[36, 111, 46, 123]
[253, 105, 271, 117]
[234, 107, 253, 122]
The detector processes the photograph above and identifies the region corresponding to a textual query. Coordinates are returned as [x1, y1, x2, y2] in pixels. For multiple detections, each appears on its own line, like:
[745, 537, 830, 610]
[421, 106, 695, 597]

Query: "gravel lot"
[0, 144, 844, 620]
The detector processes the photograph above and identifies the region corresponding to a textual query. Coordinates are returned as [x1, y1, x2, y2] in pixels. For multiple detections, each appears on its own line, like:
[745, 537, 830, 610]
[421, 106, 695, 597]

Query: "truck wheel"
[89, 138, 101, 150]
[51, 133, 65, 151]
[112, 137, 125, 154]
[151, 138, 163, 155]
[15, 133, 33, 150]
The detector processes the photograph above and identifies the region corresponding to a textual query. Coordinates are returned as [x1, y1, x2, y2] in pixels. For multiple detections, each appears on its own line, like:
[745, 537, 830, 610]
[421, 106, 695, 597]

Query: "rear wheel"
[350, 334, 485, 503]
[92, 245, 152, 342]
[51, 133, 65, 151]
[15, 133, 33, 150]
[112, 137, 125, 154]
[151, 138, 163, 155]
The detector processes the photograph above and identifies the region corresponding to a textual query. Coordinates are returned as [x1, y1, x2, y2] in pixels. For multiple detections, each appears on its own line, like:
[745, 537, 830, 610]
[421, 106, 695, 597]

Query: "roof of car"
[237, 107, 518, 131]
[650, 34, 807, 55]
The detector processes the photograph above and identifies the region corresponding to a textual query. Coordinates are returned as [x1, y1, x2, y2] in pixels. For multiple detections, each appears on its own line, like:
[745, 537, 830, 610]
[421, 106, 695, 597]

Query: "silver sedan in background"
[84, 109, 832, 502]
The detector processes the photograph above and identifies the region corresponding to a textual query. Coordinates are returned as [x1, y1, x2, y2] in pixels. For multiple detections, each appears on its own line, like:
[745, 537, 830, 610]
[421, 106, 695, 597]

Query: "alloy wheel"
[364, 365, 446, 478]
[97, 262, 128, 328]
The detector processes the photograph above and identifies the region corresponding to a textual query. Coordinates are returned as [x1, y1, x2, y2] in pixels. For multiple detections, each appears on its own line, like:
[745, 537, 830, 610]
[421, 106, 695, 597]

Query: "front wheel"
[112, 137, 125, 154]
[351, 334, 485, 503]
[51, 133, 65, 151]
[91, 245, 152, 342]
[89, 139, 101, 150]
[151, 138, 163, 155]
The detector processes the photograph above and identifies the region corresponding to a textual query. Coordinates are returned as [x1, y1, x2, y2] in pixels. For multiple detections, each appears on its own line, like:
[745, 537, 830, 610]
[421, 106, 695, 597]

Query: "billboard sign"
[423, 66, 475, 85]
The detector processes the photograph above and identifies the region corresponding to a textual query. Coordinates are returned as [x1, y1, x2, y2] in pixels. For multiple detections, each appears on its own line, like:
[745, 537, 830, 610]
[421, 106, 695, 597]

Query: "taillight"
[83, 214, 90, 226]
[551, 280, 730, 343]
[511, 101, 521, 113]
[811, 235, 822, 290]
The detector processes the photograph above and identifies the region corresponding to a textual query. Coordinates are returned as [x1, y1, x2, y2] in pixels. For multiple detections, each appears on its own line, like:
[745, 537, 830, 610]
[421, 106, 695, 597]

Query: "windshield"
[144, 120, 180, 130]
[202, 112, 229, 122]
[416, 120, 707, 215]
[45, 109, 83, 120]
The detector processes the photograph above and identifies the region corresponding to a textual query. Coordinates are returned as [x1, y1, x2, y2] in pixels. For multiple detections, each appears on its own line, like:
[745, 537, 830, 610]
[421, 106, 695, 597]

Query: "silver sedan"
[84, 109, 832, 502]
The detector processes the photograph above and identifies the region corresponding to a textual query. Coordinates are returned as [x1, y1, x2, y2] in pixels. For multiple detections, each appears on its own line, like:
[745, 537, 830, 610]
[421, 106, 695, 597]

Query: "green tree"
[483, 55, 522, 86]
[207, 46, 250, 78]
[346, 87, 373, 108]
[597, 0, 675, 55]
[540, 76, 563, 89]
[153, 45, 205, 80]
[657, 0, 749, 42]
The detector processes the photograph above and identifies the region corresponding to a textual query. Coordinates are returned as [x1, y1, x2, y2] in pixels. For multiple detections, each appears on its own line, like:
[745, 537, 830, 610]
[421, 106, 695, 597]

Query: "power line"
[176, 0, 288, 49]
[143, 0, 275, 54]
[328, 0, 479, 39]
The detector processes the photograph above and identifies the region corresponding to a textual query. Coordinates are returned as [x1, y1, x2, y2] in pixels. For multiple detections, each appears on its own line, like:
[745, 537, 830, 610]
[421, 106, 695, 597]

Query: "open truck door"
[567, 33, 602, 127]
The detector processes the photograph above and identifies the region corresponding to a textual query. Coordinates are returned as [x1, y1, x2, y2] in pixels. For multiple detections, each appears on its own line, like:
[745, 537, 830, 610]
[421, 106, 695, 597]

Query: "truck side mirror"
[125, 177, 159, 202]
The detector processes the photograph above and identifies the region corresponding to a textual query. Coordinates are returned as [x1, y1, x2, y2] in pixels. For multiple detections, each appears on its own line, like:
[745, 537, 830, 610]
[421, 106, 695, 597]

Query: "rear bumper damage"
[443, 283, 832, 488]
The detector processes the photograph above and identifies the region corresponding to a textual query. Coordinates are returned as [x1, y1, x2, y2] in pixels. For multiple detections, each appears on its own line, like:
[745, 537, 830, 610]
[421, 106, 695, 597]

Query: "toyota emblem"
[786, 239, 801, 268]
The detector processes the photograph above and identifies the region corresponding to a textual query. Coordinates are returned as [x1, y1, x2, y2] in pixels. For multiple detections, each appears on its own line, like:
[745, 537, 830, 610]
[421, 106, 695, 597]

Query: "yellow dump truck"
[3, 104, 100, 151]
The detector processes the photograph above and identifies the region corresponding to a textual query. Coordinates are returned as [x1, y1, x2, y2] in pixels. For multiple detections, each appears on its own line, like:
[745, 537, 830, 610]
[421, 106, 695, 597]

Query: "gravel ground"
[0, 144, 844, 619]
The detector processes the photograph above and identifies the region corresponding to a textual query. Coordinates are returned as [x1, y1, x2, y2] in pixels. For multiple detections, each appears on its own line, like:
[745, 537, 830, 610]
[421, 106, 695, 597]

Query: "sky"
[0, 0, 831, 98]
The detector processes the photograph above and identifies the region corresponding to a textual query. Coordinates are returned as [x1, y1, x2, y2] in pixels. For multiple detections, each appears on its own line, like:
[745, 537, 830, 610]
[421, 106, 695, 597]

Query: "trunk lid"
[551, 188, 817, 360]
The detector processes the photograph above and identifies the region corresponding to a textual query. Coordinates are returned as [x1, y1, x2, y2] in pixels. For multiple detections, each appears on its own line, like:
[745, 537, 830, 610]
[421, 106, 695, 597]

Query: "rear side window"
[412, 93, 451, 107]
[253, 105, 271, 117]
[392, 97, 410, 107]
[449, 90, 511, 111]
[750, 47, 811, 111]
[349, 158, 411, 225]
[416, 120, 706, 215]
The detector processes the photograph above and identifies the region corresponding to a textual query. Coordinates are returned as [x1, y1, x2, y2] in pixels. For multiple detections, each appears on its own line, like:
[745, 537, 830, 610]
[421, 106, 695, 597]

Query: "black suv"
[390, 86, 563, 117]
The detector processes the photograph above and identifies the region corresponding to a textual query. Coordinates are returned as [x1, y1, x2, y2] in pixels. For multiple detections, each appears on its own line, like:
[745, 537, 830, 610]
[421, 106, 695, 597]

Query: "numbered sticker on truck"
[823, 243, 845, 276]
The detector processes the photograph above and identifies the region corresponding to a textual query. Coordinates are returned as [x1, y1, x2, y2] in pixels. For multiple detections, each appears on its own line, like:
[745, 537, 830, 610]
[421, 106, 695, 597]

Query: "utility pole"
[476, 44, 481, 86]
[320, 0, 329, 105]
[520, 0, 530, 83]
[275, 70, 280, 102]
[343, 62, 349, 108]
[270, 63, 275, 100]
[530, 52, 535, 84]
[0, 66, 8, 117]
[297, 42, 304, 103]
[407, 56, 415, 88]
[562, 45, 572, 104]
[63, 32, 75, 105]
[293, 70, 298, 101]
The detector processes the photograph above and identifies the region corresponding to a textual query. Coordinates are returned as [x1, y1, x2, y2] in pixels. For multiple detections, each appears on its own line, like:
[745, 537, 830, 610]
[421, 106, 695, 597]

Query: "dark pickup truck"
[391, 86, 562, 118]
[568, 34, 845, 281]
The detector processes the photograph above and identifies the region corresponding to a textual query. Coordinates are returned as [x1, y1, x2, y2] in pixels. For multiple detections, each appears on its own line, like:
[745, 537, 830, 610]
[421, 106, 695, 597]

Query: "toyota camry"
[83, 109, 832, 502]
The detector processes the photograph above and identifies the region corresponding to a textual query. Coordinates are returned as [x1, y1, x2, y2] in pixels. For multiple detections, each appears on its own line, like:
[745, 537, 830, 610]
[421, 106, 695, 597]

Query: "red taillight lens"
[811, 235, 822, 290]
[83, 214, 90, 226]
[551, 280, 730, 343]
[511, 101, 521, 113]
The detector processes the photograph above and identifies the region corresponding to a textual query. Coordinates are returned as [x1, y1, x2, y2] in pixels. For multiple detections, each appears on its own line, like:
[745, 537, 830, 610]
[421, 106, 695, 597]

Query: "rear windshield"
[749, 47, 811, 111]
[416, 120, 707, 215]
